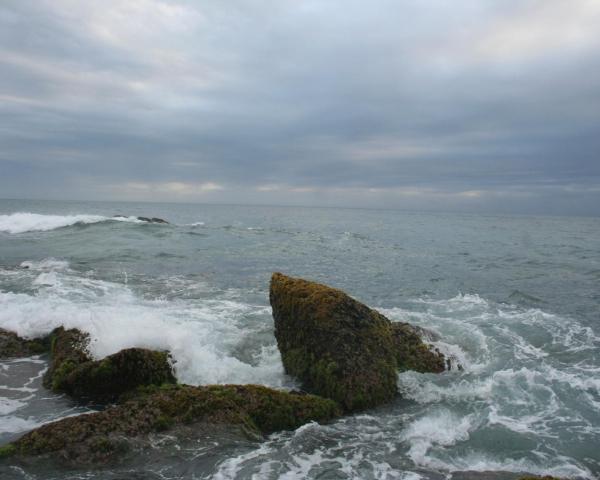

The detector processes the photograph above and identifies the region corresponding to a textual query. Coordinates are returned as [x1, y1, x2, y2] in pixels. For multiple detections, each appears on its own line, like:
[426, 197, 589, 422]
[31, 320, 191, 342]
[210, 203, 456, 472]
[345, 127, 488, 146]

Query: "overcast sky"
[1, 1, 599, 215]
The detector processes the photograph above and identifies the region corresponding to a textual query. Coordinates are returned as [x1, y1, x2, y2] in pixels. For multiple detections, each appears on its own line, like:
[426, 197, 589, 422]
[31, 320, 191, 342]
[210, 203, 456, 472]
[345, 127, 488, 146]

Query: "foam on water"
[1, 252, 599, 477]
[400, 409, 475, 466]
[207, 290, 600, 478]
[0, 212, 142, 234]
[0, 260, 289, 388]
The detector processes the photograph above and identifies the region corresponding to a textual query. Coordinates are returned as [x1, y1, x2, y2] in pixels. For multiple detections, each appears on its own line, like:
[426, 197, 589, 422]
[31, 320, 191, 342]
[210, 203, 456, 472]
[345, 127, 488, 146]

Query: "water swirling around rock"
[0, 199, 599, 479]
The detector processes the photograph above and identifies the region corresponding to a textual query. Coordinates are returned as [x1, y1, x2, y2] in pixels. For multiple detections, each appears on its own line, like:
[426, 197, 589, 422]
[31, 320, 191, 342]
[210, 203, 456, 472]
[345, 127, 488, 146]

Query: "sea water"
[0, 199, 599, 479]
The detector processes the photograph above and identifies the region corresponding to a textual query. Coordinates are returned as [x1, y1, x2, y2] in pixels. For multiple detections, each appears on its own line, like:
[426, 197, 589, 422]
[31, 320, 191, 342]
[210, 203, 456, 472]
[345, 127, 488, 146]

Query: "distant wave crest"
[0, 212, 142, 234]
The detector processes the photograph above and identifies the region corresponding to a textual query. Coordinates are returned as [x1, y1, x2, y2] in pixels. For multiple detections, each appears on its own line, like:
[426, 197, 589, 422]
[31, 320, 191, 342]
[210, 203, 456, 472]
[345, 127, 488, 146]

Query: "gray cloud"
[1, 0, 599, 215]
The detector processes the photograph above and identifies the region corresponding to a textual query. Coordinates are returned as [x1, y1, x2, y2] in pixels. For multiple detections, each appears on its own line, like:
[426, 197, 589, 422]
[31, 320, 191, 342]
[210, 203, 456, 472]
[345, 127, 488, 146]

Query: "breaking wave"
[0, 212, 144, 234]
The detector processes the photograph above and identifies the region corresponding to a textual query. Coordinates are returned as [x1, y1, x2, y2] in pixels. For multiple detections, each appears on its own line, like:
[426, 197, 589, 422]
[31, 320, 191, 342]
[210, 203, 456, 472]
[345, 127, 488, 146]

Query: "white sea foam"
[0, 397, 28, 416]
[0, 261, 288, 388]
[401, 409, 475, 465]
[0, 415, 41, 435]
[214, 421, 411, 480]
[0, 212, 142, 234]
[399, 373, 493, 404]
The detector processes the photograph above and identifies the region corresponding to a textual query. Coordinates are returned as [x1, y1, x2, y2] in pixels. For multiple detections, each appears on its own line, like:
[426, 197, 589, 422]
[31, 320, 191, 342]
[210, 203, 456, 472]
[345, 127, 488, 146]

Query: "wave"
[0, 212, 144, 234]
[0, 260, 289, 388]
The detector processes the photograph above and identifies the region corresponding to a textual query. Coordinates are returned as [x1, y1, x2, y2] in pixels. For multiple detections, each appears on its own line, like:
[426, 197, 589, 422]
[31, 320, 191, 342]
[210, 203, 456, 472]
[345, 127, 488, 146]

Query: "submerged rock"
[0, 328, 50, 359]
[270, 273, 446, 412]
[44, 328, 176, 402]
[2, 384, 340, 465]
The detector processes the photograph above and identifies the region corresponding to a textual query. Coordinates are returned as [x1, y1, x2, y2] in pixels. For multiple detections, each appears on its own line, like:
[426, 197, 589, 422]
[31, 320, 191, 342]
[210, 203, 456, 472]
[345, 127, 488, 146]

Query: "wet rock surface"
[2, 384, 340, 465]
[55, 348, 177, 402]
[0, 328, 50, 359]
[43, 328, 176, 402]
[270, 273, 446, 412]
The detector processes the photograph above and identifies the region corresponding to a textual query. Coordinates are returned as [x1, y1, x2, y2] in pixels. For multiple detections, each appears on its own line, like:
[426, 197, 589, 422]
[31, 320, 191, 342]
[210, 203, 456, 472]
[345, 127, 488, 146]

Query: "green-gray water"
[1, 199, 599, 479]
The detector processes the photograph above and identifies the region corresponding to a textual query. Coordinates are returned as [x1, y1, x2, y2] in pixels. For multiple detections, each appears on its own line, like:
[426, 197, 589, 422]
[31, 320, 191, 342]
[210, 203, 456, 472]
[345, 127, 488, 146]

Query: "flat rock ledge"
[0, 384, 340, 465]
[270, 272, 446, 412]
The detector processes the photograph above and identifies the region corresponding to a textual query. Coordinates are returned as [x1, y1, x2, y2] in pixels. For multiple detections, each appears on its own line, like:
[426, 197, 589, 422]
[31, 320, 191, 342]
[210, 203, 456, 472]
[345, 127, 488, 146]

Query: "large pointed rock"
[270, 273, 399, 411]
[270, 273, 446, 412]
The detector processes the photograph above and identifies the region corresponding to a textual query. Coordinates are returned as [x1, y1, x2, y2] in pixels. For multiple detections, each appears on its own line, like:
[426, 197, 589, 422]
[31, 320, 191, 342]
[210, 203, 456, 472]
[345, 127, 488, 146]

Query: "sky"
[1, 0, 599, 215]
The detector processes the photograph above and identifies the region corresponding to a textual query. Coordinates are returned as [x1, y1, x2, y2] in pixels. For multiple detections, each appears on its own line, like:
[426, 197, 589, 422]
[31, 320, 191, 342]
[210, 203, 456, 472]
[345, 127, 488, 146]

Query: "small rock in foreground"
[43, 327, 176, 402]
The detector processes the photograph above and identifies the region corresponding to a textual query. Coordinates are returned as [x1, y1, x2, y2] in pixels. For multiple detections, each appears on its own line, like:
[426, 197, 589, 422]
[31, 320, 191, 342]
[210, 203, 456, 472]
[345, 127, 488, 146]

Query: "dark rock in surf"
[43, 327, 93, 391]
[113, 215, 169, 224]
[2, 384, 340, 465]
[55, 348, 177, 402]
[0, 328, 50, 359]
[270, 273, 447, 412]
[137, 216, 169, 224]
[43, 327, 176, 402]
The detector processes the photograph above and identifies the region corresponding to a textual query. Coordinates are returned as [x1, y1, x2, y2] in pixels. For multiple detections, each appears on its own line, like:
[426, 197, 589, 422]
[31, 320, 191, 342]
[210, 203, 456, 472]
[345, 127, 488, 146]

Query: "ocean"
[0, 198, 599, 479]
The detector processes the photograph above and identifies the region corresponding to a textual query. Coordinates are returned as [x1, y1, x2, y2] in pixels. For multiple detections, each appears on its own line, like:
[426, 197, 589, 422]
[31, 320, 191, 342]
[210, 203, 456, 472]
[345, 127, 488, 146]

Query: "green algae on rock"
[270, 273, 446, 412]
[0, 328, 50, 359]
[43, 327, 92, 391]
[270, 273, 398, 412]
[56, 348, 177, 402]
[391, 322, 446, 373]
[4, 384, 340, 465]
[42, 327, 176, 402]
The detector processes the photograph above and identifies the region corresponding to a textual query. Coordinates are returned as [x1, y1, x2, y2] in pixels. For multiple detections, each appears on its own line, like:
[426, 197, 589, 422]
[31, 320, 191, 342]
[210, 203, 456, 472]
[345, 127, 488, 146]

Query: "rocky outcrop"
[270, 273, 446, 412]
[391, 322, 446, 373]
[1, 384, 340, 465]
[0, 328, 50, 359]
[43, 327, 92, 390]
[43, 327, 176, 402]
[55, 348, 176, 402]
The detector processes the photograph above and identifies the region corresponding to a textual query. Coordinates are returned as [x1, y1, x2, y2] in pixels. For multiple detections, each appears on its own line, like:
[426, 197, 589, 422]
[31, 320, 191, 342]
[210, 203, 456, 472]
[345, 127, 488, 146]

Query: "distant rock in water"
[1, 384, 340, 465]
[270, 273, 446, 412]
[43, 327, 176, 402]
[0, 328, 50, 359]
[112, 215, 169, 224]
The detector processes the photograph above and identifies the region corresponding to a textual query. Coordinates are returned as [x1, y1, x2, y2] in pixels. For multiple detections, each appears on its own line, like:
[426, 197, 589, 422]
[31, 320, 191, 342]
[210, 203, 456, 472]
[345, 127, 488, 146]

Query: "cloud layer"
[1, 0, 599, 214]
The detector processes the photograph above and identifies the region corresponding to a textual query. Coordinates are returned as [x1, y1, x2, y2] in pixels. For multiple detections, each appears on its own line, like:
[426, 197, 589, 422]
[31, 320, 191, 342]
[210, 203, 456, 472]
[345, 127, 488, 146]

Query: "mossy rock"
[270, 273, 401, 412]
[43, 327, 92, 390]
[4, 384, 340, 465]
[270, 273, 447, 412]
[56, 348, 177, 402]
[0, 328, 51, 359]
[391, 322, 446, 373]
[42, 327, 176, 402]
